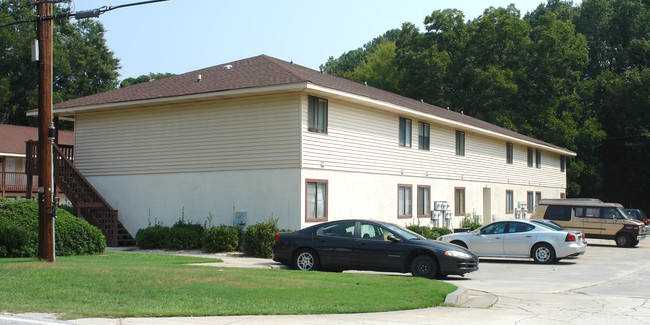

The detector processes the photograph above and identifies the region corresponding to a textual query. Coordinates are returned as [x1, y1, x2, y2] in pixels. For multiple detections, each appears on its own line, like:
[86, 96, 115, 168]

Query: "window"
[399, 117, 412, 147]
[561, 156, 566, 172]
[508, 222, 534, 233]
[527, 191, 534, 213]
[544, 205, 572, 221]
[317, 221, 356, 238]
[456, 130, 465, 156]
[506, 190, 514, 214]
[576, 207, 600, 218]
[417, 185, 431, 217]
[535, 149, 541, 168]
[360, 222, 397, 241]
[535, 192, 542, 207]
[506, 143, 514, 164]
[481, 222, 507, 235]
[418, 122, 430, 150]
[527, 148, 534, 167]
[306, 179, 327, 221]
[308, 96, 328, 133]
[398, 185, 412, 218]
[454, 187, 465, 215]
[560, 193, 566, 199]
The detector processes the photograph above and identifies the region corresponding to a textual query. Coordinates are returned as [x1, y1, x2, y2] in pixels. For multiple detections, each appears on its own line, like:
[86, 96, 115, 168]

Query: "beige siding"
[74, 94, 301, 176]
[302, 94, 567, 189]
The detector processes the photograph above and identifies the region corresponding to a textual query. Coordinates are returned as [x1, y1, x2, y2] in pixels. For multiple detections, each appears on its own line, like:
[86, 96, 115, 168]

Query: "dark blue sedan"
[272, 219, 479, 279]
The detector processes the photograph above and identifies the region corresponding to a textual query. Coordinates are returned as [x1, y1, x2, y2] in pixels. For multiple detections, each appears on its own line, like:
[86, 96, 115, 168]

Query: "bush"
[461, 211, 482, 230]
[243, 216, 279, 258]
[0, 220, 29, 257]
[406, 224, 453, 240]
[135, 224, 170, 249]
[0, 198, 105, 257]
[168, 219, 204, 250]
[202, 225, 239, 252]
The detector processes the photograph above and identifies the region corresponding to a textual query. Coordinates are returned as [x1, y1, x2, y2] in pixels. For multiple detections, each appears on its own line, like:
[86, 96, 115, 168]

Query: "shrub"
[202, 225, 239, 253]
[461, 211, 482, 230]
[406, 224, 453, 240]
[0, 198, 105, 257]
[135, 224, 170, 249]
[0, 220, 29, 257]
[168, 218, 204, 250]
[243, 216, 279, 258]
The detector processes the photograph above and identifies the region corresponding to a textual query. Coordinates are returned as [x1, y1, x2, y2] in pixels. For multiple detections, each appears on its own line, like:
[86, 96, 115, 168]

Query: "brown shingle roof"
[0, 124, 73, 156]
[53, 54, 573, 154]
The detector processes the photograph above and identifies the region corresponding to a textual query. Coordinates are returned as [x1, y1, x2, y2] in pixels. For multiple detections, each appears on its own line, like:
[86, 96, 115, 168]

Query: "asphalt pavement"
[4, 238, 650, 324]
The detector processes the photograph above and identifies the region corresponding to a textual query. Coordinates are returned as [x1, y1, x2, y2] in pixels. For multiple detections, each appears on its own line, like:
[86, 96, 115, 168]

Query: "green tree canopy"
[119, 72, 175, 88]
[0, 0, 120, 126]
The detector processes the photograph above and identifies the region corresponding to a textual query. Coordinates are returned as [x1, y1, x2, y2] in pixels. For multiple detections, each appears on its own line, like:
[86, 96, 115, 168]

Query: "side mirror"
[386, 234, 401, 243]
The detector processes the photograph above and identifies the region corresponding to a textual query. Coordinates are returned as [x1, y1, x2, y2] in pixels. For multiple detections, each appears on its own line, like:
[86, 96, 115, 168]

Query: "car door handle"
[526, 235, 532, 238]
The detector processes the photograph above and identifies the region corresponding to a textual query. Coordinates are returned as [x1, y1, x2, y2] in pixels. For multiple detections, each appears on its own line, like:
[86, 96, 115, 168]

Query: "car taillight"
[644, 219, 648, 224]
[275, 233, 281, 243]
[565, 233, 576, 242]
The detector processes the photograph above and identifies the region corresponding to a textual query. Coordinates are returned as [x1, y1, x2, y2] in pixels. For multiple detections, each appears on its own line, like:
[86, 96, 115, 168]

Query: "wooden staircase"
[26, 141, 135, 247]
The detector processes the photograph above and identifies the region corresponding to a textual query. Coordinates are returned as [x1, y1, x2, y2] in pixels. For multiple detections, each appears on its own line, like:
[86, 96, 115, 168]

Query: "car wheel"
[294, 249, 319, 271]
[410, 255, 438, 279]
[615, 233, 631, 247]
[532, 243, 555, 264]
[451, 240, 468, 249]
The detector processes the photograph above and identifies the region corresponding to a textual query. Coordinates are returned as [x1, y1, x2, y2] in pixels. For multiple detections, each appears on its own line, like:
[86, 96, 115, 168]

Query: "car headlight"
[445, 250, 472, 259]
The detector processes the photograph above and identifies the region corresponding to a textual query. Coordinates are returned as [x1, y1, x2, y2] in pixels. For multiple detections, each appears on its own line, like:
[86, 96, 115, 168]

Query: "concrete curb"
[444, 286, 469, 305]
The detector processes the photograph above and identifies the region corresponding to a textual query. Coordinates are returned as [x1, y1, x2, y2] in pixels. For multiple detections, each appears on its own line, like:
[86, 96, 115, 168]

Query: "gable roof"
[0, 124, 73, 156]
[48, 54, 575, 156]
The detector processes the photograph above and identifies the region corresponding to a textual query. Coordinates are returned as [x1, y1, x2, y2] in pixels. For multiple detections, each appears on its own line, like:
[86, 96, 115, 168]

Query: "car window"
[481, 222, 507, 235]
[576, 207, 600, 218]
[317, 222, 356, 238]
[507, 222, 534, 233]
[383, 223, 424, 240]
[544, 205, 572, 221]
[530, 219, 567, 231]
[360, 223, 396, 241]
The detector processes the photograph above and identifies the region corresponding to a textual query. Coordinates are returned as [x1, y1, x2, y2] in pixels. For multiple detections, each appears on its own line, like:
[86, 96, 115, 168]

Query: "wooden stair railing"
[25, 140, 134, 247]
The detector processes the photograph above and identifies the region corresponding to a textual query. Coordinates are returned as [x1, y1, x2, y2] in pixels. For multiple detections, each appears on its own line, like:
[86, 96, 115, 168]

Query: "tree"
[120, 72, 175, 88]
[0, 0, 120, 126]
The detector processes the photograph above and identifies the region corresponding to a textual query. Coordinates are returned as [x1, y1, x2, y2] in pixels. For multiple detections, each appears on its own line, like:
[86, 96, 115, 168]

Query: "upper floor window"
[535, 150, 542, 168]
[308, 96, 328, 133]
[418, 122, 430, 150]
[456, 131, 465, 156]
[561, 156, 566, 172]
[506, 143, 514, 164]
[399, 117, 412, 147]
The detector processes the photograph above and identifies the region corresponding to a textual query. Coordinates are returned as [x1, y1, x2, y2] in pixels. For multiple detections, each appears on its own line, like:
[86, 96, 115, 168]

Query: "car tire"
[410, 255, 438, 279]
[531, 243, 555, 264]
[451, 240, 468, 249]
[632, 240, 640, 247]
[294, 249, 319, 271]
[615, 233, 631, 247]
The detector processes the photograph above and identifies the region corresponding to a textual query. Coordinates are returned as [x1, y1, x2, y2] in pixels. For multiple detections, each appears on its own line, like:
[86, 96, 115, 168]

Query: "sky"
[70, 0, 575, 81]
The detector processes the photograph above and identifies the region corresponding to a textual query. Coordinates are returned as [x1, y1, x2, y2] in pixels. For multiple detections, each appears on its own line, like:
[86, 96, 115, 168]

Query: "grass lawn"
[0, 251, 457, 320]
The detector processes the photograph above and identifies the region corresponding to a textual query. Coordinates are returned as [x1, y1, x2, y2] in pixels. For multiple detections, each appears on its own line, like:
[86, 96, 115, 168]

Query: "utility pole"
[36, 0, 55, 262]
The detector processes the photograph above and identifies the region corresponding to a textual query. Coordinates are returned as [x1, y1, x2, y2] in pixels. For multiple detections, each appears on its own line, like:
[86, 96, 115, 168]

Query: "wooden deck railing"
[0, 171, 38, 193]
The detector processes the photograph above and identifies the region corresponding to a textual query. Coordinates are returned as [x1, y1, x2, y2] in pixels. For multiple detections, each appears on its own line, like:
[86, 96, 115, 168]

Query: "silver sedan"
[438, 219, 587, 263]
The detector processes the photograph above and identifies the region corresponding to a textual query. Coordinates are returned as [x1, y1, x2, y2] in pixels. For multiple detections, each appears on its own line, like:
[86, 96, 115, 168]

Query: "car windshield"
[383, 223, 425, 240]
[530, 219, 566, 231]
[618, 209, 632, 219]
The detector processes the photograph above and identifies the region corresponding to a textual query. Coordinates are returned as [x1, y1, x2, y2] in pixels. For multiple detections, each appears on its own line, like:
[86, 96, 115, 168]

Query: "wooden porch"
[25, 141, 134, 247]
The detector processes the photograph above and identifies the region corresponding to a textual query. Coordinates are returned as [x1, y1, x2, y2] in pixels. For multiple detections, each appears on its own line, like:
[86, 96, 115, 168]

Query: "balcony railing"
[1, 171, 37, 194]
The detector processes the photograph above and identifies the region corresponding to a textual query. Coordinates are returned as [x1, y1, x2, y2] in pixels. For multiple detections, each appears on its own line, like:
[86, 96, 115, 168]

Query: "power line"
[0, 0, 168, 28]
